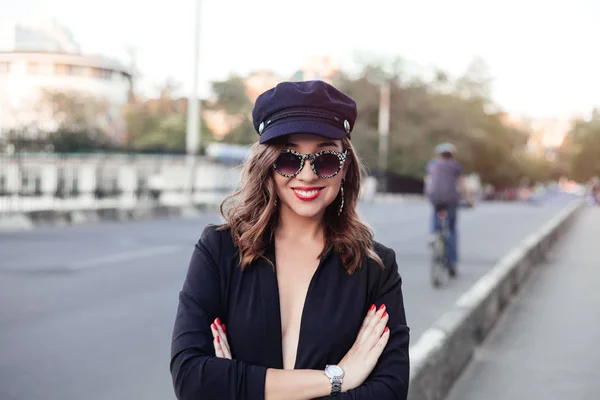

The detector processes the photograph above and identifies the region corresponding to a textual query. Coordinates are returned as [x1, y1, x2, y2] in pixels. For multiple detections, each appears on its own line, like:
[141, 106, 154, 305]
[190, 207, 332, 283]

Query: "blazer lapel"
[256, 239, 284, 368]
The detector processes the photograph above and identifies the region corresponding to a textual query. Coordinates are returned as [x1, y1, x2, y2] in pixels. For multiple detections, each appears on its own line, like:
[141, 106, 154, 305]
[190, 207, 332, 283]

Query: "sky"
[1, 0, 598, 119]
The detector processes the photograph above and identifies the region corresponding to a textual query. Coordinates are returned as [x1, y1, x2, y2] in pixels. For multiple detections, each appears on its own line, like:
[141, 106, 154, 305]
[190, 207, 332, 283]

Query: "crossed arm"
[170, 231, 410, 400]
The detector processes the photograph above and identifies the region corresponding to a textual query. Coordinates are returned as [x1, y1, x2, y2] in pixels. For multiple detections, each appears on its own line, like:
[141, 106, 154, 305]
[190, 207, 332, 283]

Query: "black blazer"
[170, 224, 410, 399]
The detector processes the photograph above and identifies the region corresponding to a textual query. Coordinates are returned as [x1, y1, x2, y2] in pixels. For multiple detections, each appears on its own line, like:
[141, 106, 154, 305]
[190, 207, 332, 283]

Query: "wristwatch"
[324, 364, 345, 397]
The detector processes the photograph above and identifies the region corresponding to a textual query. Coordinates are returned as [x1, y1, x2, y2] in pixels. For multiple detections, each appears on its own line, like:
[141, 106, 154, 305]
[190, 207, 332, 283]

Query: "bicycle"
[430, 206, 451, 288]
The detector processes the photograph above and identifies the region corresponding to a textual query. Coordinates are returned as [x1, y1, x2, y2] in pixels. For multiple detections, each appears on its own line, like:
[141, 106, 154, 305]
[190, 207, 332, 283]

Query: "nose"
[296, 158, 319, 182]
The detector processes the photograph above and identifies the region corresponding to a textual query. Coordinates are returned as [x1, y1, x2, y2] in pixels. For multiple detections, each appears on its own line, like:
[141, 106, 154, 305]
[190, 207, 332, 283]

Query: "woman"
[170, 80, 410, 399]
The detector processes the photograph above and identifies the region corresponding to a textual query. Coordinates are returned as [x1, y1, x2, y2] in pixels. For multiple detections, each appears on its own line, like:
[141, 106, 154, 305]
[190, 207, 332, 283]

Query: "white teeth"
[294, 189, 319, 197]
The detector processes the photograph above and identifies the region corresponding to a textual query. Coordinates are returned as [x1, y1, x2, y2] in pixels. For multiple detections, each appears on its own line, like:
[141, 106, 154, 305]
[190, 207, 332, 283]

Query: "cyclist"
[590, 177, 600, 205]
[424, 143, 474, 277]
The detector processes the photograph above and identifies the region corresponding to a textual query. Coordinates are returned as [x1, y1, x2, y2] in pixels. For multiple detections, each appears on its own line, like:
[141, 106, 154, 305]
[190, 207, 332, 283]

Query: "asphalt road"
[0, 197, 576, 400]
[446, 205, 600, 400]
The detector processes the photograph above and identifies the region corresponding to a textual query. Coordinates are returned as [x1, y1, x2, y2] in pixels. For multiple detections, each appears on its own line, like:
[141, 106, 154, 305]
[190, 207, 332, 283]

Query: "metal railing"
[0, 151, 243, 216]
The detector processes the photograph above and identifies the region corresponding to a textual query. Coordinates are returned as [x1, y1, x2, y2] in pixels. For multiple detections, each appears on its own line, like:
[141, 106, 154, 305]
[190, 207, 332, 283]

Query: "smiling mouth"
[292, 187, 324, 201]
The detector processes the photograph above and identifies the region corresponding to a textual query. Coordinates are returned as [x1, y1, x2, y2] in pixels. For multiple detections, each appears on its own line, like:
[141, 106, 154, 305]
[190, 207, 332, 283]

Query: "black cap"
[252, 80, 357, 144]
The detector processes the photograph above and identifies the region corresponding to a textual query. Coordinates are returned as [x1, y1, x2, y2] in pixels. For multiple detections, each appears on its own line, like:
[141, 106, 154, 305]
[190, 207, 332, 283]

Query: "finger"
[214, 337, 225, 358]
[357, 304, 377, 338]
[221, 324, 232, 356]
[222, 340, 232, 359]
[211, 322, 219, 338]
[359, 304, 386, 344]
[214, 320, 232, 356]
[212, 320, 228, 343]
[358, 304, 380, 335]
[216, 335, 232, 359]
[371, 326, 390, 358]
[364, 310, 389, 350]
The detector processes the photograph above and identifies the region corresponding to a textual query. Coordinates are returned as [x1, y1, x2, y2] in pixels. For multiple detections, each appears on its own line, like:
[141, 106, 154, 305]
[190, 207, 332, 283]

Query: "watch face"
[325, 365, 344, 378]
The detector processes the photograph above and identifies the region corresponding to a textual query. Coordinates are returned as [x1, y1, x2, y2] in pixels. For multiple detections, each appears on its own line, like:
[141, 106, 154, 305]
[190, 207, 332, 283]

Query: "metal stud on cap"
[344, 120, 351, 134]
[258, 122, 265, 134]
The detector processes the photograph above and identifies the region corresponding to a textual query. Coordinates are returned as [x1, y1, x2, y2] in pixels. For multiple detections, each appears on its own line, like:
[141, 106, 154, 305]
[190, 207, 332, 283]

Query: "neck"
[276, 205, 325, 242]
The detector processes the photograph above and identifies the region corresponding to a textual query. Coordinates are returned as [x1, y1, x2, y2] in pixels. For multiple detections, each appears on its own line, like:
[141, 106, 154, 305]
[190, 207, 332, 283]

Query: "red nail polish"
[216, 336, 220, 343]
[211, 323, 216, 330]
[216, 317, 221, 326]
[382, 311, 388, 318]
[222, 324, 226, 333]
[384, 327, 389, 333]
[369, 304, 376, 311]
[378, 304, 385, 311]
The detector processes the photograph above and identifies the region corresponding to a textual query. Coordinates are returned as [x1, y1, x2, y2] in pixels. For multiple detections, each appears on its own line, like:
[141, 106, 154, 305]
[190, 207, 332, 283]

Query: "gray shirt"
[425, 159, 462, 205]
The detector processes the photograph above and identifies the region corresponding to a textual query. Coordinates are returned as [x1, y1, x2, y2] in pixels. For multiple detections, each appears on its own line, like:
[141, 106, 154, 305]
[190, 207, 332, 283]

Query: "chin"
[288, 203, 328, 219]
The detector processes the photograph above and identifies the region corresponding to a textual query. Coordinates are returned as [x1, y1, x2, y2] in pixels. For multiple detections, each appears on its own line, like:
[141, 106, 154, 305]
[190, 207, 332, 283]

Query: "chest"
[222, 251, 372, 370]
[275, 246, 321, 369]
[275, 245, 320, 322]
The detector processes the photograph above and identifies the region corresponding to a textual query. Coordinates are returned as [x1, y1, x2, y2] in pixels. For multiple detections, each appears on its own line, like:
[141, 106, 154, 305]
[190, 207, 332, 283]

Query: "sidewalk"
[446, 205, 600, 400]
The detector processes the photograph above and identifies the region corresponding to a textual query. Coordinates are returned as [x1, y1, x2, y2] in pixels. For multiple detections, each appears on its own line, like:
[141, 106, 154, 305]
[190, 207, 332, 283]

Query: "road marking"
[66, 245, 184, 271]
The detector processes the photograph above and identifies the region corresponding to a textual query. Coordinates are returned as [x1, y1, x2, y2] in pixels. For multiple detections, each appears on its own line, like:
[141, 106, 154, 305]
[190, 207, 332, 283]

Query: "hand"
[211, 318, 232, 359]
[338, 304, 390, 391]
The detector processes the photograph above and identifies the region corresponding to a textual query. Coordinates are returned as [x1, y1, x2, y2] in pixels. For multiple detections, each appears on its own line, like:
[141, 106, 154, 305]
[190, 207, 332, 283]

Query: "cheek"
[324, 178, 343, 201]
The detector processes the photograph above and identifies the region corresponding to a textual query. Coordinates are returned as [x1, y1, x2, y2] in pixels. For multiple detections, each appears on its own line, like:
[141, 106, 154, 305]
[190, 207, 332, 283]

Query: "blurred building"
[244, 70, 282, 102]
[500, 112, 576, 159]
[0, 19, 132, 142]
[290, 55, 341, 83]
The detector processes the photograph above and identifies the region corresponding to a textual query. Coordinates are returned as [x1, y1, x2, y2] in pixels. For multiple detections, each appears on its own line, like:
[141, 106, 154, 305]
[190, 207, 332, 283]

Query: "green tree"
[37, 89, 118, 152]
[124, 79, 213, 153]
[335, 57, 529, 186]
[206, 75, 255, 145]
[563, 113, 600, 181]
[201, 57, 538, 188]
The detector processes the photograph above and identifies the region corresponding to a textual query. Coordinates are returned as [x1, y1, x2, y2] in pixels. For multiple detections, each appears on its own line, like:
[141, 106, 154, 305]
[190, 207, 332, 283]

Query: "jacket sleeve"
[170, 226, 267, 400]
[319, 247, 411, 400]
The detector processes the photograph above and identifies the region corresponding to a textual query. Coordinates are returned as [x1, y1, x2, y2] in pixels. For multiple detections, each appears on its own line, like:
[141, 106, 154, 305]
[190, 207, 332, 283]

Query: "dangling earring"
[337, 179, 345, 216]
[274, 197, 278, 207]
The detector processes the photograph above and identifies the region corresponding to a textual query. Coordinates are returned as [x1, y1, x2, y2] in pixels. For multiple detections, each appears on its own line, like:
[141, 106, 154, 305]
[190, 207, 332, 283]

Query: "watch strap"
[330, 377, 342, 396]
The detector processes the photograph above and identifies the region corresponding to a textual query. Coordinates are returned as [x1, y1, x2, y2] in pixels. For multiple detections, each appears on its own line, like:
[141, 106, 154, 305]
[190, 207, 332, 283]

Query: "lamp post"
[378, 80, 391, 192]
[186, 0, 202, 205]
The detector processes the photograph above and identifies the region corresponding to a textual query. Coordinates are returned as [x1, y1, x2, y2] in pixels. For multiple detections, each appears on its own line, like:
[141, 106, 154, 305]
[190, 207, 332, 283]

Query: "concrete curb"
[407, 199, 584, 400]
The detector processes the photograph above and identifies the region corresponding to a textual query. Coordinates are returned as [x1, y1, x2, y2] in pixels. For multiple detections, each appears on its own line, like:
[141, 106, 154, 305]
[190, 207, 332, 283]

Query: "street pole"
[378, 81, 391, 192]
[186, 0, 202, 205]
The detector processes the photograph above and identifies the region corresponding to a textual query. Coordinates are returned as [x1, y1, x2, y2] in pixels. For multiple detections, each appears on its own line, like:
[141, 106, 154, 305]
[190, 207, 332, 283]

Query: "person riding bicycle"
[424, 143, 474, 277]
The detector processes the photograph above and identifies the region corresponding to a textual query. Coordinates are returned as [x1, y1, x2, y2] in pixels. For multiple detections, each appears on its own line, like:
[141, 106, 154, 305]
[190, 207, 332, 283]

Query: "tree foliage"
[561, 111, 600, 182]
[326, 58, 533, 186]
[14, 56, 597, 187]
[124, 80, 212, 153]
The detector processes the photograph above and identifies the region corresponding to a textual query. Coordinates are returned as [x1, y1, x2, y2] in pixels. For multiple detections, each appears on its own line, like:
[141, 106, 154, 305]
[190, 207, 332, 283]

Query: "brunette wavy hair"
[218, 137, 383, 274]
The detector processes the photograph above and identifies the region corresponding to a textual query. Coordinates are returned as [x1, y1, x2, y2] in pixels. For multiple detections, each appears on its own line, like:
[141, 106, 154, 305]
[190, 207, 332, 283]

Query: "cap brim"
[258, 119, 348, 144]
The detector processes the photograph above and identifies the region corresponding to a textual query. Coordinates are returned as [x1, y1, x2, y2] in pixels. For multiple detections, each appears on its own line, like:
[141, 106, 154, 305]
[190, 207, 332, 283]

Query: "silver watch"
[324, 364, 344, 396]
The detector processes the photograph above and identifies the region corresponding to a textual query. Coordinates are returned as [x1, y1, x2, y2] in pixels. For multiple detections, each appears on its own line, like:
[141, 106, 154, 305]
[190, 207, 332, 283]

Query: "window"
[70, 65, 84, 76]
[54, 64, 83, 76]
[92, 67, 113, 80]
[56, 167, 80, 197]
[55, 63, 70, 75]
[0, 175, 6, 196]
[0, 61, 10, 73]
[27, 62, 39, 74]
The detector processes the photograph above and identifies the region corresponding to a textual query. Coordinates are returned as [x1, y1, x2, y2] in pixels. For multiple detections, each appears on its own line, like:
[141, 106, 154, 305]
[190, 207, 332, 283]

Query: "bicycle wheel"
[430, 234, 447, 288]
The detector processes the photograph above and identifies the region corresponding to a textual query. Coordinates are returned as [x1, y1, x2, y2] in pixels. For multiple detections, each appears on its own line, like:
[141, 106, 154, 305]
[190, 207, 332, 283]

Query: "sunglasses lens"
[275, 152, 301, 175]
[314, 153, 341, 177]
